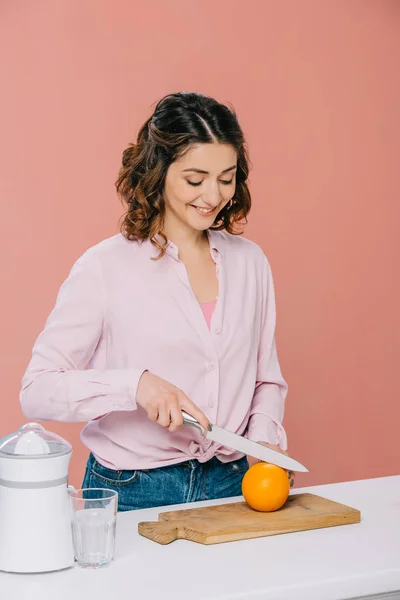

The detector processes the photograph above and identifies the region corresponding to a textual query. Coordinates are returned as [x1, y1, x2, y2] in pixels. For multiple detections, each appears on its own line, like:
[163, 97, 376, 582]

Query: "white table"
[1, 475, 399, 600]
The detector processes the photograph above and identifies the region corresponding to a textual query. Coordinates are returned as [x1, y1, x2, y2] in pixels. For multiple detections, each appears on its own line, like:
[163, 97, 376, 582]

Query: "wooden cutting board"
[138, 493, 361, 545]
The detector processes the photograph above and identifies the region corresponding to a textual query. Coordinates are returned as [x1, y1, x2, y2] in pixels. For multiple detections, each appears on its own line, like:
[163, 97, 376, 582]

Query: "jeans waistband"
[87, 453, 245, 473]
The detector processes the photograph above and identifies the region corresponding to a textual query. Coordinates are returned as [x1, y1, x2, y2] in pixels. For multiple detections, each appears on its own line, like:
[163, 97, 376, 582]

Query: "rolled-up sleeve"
[20, 249, 145, 423]
[246, 257, 288, 450]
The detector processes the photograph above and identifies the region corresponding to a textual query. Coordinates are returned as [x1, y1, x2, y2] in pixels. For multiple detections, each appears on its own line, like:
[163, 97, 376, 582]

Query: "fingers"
[146, 404, 159, 422]
[137, 372, 209, 432]
[287, 470, 296, 487]
[246, 443, 296, 487]
[179, 395, 210, 431]
[279, 448, 296, 487]
[168, 404, 183, 433]
[156, 404, 171, 428]
[148, 390, 208, 433]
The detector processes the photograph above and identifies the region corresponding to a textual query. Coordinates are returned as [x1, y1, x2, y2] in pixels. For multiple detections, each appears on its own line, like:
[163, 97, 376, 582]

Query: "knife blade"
[181, 410, 308, 473]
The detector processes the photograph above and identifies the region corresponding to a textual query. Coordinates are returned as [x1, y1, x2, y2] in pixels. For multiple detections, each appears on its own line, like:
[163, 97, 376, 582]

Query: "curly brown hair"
[116, 92, 251, 258]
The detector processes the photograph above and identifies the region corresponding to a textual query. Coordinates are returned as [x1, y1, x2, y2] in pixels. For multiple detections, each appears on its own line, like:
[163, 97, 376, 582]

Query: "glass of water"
[70, 488, 118, 569]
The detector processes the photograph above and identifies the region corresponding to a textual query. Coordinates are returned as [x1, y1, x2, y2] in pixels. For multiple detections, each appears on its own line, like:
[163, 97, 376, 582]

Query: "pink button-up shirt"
[20, 230, 288, 470]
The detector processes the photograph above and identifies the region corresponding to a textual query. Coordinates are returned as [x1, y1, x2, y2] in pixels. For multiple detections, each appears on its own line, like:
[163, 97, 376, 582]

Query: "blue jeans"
[82, 453, 249, 511]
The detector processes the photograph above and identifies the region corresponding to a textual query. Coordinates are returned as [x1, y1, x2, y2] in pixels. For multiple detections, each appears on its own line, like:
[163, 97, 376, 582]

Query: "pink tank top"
[200, 301, 216, 329]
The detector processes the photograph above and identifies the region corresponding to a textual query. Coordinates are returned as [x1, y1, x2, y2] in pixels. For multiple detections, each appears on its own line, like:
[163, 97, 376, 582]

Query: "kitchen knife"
[181, 410, 308, 473]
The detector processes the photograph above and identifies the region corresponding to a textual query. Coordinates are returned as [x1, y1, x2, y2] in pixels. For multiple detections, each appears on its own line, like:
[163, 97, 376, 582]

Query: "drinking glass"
[70, 488, 118, 568]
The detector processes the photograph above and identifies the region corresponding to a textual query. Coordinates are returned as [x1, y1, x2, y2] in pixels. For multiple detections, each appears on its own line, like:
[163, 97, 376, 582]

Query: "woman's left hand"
[246, 441, 295, 488]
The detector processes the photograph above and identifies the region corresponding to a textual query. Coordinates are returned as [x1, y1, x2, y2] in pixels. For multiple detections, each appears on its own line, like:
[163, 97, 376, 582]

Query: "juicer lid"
[0, 423, 72, 459]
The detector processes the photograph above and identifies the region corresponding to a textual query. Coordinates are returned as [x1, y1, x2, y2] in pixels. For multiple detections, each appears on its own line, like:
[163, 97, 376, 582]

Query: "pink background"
[1, 1, 399, 489]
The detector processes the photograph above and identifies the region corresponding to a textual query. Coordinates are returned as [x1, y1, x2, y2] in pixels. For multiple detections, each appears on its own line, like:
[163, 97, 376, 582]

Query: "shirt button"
[215, 328, 221, 334]
[209, 363, 216, 370]
[124, 401, 132, 409]
[208, 402, 215, 408]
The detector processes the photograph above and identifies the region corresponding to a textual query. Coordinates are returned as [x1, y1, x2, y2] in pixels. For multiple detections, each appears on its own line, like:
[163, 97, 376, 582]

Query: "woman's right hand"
[136, 371, 210, 433]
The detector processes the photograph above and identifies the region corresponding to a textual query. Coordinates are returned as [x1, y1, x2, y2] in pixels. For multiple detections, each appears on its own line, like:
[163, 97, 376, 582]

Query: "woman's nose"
[203, 182, 221, 207]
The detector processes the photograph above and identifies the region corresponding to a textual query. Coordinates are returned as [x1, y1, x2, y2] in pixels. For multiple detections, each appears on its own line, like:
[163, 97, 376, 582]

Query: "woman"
[20, 92, 291, 511]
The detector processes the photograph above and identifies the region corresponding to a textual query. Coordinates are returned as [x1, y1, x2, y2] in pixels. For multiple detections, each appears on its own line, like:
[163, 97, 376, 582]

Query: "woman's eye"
[187, 178, 234, 187]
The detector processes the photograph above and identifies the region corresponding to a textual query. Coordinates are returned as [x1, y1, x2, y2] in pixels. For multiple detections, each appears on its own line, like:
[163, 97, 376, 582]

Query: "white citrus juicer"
[0, 423, 75, 573]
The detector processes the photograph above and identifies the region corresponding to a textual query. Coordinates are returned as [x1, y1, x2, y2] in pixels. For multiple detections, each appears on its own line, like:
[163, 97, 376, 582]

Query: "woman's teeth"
[191, 206, 215, 215]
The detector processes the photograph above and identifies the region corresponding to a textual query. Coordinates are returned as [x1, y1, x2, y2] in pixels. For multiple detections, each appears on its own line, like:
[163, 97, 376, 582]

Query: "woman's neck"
[163, 221, 209, 259]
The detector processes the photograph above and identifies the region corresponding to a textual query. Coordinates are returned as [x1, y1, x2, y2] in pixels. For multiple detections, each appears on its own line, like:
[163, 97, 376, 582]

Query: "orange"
[242, 462, 290, 512]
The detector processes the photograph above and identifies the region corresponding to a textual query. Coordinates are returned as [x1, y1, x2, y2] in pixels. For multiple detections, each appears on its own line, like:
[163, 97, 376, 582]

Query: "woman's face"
[163, 142, 237, 234]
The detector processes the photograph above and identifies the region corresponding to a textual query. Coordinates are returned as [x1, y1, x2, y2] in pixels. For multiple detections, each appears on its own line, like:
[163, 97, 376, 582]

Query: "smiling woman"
[116, 92, 251, 258]
[164, 143, 237, 229]
[20, 92, 290, 511]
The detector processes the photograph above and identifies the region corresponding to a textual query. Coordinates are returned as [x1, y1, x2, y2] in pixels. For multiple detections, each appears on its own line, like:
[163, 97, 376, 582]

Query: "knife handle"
[181, 410, 207, 434]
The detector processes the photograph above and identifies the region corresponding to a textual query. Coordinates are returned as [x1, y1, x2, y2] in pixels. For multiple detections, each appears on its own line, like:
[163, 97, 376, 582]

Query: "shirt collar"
[145, 230, 225, 260]
[207, 229, 225, 259]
